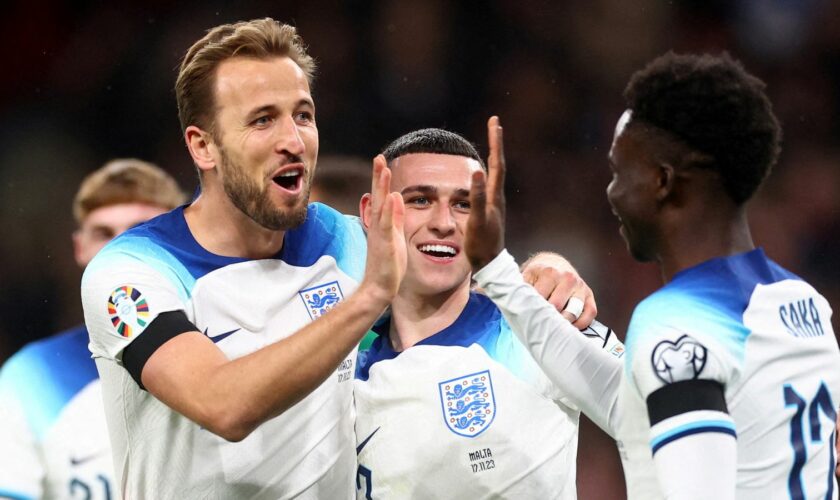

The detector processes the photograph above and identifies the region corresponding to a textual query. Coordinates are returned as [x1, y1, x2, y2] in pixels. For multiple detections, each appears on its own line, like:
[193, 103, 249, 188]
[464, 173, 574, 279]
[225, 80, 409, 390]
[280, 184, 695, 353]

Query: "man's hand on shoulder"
[521, 252, 597, 329]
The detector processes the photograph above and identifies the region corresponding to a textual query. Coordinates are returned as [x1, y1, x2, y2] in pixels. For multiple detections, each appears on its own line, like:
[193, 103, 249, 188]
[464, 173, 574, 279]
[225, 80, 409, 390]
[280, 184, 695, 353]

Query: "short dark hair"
[381, 128, 486, 170]
[624, 52, 781, 204]
[176, 18, 315, 136]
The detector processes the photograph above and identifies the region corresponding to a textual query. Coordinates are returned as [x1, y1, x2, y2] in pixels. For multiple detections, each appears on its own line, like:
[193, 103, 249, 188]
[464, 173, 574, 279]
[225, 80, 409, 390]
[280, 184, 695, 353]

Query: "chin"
[626, 240, 656, 263]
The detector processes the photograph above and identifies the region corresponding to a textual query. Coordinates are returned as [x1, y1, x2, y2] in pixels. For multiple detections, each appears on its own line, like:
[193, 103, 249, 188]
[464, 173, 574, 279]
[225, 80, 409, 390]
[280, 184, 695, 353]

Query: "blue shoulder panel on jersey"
[625, 248, 801, 371]
[281, 203, 367, 281]
[356, 293, 536, 381]
[0, 326, 99, 441]
[85, 204, 366, 298]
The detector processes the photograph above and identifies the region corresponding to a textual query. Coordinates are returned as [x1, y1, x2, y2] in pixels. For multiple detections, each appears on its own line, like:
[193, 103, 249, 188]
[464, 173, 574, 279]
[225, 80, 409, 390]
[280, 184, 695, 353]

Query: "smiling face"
[606, 110, 663, 262]
[388, 153, 484, 297]
[210, 56, 318, 230]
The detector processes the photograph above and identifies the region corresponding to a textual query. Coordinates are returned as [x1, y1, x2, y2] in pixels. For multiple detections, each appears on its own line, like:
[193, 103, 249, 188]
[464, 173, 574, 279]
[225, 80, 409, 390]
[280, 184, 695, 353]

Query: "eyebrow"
[246, 99, 315, 119]
[400, 185, 471, 198]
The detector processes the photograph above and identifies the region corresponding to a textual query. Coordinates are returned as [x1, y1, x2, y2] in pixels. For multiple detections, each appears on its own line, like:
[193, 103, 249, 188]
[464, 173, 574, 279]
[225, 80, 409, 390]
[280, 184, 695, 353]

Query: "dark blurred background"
[2, 1, 839, 497]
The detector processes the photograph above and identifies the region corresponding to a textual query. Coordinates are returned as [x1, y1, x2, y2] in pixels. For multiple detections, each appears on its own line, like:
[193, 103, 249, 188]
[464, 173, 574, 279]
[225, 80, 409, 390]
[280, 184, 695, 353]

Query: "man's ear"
[655, 162, 676, 203]
[185, 125, 217, 174]
[359, 193, 373, 230]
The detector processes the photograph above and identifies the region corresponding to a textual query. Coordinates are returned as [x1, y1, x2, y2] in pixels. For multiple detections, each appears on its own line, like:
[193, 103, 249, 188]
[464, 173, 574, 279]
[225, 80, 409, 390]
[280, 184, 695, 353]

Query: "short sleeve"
[625, 293, 743, 402]
[82, 256, 188, 364]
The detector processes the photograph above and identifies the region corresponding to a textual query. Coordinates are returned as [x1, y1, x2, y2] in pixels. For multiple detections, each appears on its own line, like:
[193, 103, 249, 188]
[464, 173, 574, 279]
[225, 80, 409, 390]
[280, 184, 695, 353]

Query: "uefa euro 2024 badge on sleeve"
[107, 285, 151, 338]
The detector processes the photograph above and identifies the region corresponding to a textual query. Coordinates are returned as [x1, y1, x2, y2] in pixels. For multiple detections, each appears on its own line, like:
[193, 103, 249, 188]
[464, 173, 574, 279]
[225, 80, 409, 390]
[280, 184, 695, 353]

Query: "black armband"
[646, 379, 728, 425]
[122, 310, 198, 390]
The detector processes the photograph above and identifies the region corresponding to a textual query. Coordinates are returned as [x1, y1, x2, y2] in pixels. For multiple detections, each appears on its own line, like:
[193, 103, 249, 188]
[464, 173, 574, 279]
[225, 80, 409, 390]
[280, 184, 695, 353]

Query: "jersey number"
[69, 475, 111, 500]
[356, 465, 373, 500]
[784, 383, 836, 500]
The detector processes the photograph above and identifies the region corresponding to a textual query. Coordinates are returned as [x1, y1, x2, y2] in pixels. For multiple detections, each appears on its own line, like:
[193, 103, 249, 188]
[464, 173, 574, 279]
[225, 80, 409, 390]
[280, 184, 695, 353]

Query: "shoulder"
[0, 325, 99, 436]
[0, 325, 94, 385]
[282, 203, 367, 280]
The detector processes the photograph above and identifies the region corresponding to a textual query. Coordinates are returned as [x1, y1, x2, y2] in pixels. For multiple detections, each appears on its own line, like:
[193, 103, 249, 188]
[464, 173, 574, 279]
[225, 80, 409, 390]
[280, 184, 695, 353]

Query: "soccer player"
[465, 53, 840, 499]
[0, 159, 185, 500]
[80, 19, 406, 499]
[353, 124, 625, 499]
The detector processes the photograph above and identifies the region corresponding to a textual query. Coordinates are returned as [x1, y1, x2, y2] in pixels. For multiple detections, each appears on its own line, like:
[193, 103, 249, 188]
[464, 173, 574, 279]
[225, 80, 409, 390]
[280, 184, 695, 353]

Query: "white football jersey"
[81, 203, 366, 500]
[354, 292, 621, 499]
[0, 326, 114, 500]
[620, 248, 840, 499]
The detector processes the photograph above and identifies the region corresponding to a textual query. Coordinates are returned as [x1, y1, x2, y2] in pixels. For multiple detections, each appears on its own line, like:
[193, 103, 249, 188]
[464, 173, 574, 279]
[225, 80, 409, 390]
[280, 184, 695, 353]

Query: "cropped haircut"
[381, 128, 486, 170]
[73, 159, 186, 223]
[175, 18, 316, 136]
[624, 52, 781, 204]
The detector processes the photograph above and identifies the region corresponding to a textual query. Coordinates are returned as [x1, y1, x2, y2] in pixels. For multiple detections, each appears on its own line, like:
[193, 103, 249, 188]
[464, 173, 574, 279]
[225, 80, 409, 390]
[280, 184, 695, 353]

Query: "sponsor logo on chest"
[438, 369, 497, 437]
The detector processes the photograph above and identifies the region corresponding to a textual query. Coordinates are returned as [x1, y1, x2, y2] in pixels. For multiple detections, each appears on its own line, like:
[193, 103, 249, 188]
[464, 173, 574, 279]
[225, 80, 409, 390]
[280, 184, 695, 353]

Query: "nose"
[605, 179, 615, 201]
[274, 115, 305, 158]
[428, 203, 456, 235]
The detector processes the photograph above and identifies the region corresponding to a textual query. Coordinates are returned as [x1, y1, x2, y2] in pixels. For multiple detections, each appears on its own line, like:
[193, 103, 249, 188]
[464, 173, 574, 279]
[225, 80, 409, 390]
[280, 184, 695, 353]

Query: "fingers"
[533, 268, 577, 305]
[486, 116, 506, 210]
[522, 266, 539, 286]
[469, 169, 488, 226]
[379, 190, 394, 230]
[370, 155, 390, 217]
[378, 192, 405, 232]
[571, 285, 597, 329]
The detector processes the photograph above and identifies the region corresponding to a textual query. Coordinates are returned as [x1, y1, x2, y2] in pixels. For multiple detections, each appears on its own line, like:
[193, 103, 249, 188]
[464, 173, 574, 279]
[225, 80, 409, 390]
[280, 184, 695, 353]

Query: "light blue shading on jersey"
[0, 487, 33, 500]
[87, 234, 198, 301]
[625, 248, 801, 372]
[281, 203, 366, 282]
[0, 326, 98, 441]
[83, 203, 367, 300]
[650, 419, 737, 455]
[356, 293, 535, 383]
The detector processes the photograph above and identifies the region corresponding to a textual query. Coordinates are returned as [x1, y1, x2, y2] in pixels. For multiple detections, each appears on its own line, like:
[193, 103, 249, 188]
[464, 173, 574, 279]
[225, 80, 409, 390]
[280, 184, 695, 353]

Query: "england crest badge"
[299, 281, 345, 320]
[438, 370, 496, 437]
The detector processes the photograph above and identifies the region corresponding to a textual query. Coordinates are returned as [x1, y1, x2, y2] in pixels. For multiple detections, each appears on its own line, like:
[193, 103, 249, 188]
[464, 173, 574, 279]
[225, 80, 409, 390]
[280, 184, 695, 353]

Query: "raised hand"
[362, 155, 407, 302]
[465, 116, 506, 272]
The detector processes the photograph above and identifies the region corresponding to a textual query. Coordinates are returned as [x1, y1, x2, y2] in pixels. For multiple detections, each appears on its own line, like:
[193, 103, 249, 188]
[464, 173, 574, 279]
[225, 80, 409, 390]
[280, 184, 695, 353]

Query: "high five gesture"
[465, 116, 507, 271]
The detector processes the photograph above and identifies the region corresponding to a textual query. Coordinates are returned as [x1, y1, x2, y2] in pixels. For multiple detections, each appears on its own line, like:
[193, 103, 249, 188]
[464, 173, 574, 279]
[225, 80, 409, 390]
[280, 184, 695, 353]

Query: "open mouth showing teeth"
[418, 244, 457, 258]
[273, 170, 301, 190]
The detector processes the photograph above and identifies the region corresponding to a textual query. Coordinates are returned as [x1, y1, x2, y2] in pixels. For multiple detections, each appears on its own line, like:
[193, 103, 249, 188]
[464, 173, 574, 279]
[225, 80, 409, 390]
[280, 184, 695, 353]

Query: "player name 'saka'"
[779, 296, 825, 338]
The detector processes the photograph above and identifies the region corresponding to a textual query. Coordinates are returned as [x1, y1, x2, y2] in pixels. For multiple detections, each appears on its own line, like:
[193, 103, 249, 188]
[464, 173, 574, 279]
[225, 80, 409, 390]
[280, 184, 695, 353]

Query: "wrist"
[353, 281, 395, 314]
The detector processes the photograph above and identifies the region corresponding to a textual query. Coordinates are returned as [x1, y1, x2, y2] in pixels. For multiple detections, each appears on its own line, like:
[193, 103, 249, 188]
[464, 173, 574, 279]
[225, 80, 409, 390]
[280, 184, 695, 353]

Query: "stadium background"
[2, 1, 839, 497]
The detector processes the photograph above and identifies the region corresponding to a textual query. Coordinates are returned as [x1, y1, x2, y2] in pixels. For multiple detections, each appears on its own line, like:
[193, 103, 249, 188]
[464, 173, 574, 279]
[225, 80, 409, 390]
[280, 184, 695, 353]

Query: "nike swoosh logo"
[203, 327, 241, 343]
[356, 427, 380, 455]
[70, 451, 106, 466]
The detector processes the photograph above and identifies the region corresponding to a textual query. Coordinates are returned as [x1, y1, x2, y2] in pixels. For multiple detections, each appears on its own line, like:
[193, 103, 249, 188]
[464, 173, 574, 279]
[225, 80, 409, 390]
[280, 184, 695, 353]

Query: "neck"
[184, 182, 285, 259]
[658, 205, 754, 282]
[388, 279, 472, 352]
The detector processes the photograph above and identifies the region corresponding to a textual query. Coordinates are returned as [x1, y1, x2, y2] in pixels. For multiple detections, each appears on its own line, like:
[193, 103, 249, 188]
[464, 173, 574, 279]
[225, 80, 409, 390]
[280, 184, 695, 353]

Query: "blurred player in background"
[0, 159, 184, 500]
[80, 18, 407, 499]
[354, 123, 624, 499]
[310, 155, 373, 215]
[464, 52, 840, 499]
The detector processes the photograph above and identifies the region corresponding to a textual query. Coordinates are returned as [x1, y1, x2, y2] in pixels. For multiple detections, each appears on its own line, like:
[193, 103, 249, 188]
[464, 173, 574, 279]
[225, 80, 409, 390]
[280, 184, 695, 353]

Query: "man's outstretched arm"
[85, 156, 406, 442]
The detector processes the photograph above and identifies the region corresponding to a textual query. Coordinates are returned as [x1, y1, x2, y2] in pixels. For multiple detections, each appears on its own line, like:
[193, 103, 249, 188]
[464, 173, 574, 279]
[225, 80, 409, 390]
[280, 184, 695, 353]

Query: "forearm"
[474, 249, 622, 435]
[143, 282, 389, 441]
